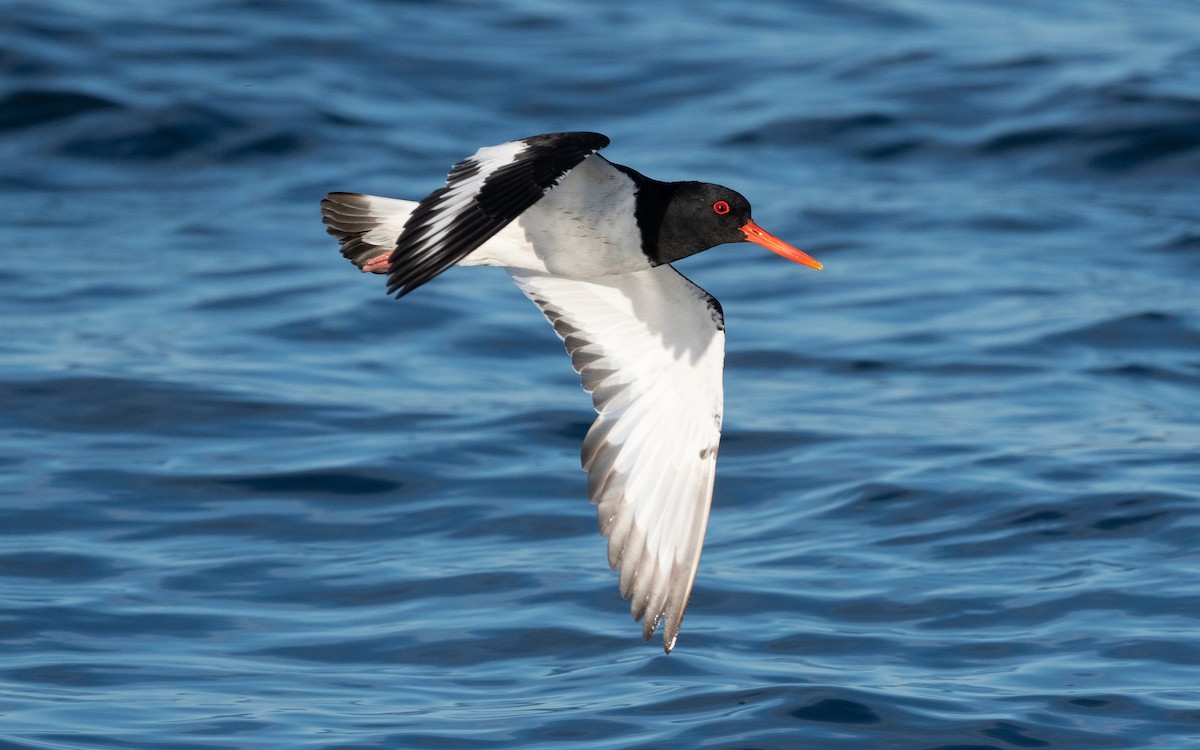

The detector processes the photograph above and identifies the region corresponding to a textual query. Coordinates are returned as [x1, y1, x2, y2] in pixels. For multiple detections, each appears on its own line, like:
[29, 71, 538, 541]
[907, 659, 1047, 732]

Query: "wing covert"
[386, 132, 609, 297]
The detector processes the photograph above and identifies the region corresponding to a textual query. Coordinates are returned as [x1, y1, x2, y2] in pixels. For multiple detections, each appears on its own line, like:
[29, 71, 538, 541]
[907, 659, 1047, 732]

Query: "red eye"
[713, 200, 730, 215]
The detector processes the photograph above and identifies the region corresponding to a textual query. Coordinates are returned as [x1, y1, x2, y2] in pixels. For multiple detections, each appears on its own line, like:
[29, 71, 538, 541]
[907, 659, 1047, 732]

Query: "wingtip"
[586, 131, 611, 150]
[520, 131, 609, 155]
[661, 614, 681, 654]
[384, 275, 408, 299]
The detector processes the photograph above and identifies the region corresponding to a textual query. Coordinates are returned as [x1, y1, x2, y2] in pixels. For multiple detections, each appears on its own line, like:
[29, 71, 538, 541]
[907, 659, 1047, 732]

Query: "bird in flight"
[321, 132, 822, 652]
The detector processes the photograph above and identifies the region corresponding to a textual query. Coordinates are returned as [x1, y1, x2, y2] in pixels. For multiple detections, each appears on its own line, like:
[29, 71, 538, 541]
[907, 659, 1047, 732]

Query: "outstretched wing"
[387, 132, 610, 297]
[510, 265, 726, 653]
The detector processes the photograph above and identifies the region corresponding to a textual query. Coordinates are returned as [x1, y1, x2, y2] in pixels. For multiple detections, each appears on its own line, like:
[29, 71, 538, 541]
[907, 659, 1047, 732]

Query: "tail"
[320, 192, 418, 274]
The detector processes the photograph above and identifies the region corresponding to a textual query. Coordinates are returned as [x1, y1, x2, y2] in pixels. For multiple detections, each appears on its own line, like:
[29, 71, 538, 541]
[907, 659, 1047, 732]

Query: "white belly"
[458, 156, 656, 279]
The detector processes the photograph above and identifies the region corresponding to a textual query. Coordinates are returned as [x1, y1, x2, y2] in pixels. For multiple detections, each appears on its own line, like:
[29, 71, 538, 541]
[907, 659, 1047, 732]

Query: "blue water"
[3, 1, 1200, 747]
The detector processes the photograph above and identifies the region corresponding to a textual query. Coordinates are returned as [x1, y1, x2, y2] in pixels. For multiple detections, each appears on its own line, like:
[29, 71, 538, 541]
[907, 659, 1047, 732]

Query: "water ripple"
[3, 0, 1200, 748]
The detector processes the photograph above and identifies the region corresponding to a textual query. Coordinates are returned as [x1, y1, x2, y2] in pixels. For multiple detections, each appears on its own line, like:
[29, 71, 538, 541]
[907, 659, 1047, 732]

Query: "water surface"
[2, 1, 1199, 748]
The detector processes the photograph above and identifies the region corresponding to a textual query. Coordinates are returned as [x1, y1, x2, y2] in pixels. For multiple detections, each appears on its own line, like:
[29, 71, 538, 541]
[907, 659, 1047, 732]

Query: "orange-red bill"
[740, 220, 823, 270]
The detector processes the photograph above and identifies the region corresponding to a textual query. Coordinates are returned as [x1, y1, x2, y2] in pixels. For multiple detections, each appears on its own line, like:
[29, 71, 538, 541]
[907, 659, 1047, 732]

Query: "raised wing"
[510, 265, 726, 652]
[386, 132, 610, 297]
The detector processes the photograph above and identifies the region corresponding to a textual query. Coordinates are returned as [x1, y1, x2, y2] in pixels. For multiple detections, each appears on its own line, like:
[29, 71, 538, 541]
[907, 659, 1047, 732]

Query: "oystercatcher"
[321, 132, 821, 652]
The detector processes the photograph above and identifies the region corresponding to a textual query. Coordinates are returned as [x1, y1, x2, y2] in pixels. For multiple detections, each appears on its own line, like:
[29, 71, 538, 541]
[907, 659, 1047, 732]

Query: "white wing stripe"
[407, 142, 527, 260]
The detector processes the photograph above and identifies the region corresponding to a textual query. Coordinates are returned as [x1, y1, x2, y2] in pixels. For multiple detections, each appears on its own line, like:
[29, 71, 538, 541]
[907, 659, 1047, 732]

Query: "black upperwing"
[386, 132, 610, 298]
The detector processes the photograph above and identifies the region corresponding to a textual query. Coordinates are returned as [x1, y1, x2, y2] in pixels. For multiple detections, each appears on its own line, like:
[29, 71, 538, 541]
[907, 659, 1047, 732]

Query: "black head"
[647, 180, 823, 269]
[654, 182, 753, 264]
